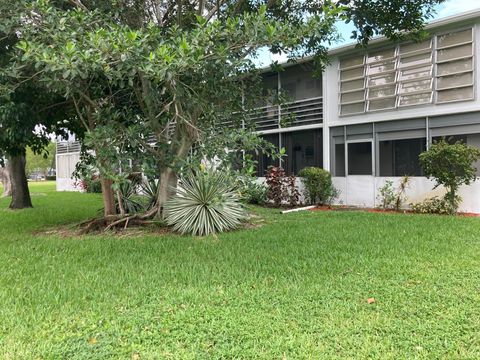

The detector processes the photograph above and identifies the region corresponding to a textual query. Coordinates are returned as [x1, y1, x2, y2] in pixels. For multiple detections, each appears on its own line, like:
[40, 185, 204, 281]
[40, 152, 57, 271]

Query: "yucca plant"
[116, 179, 144, 214]
[164, 170, 246, 236]
[140, 178, 159, 210]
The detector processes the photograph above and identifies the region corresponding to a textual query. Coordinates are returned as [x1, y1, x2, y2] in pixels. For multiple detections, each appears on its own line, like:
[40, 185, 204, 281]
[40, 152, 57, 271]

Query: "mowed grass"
[1, 182, 480, 359]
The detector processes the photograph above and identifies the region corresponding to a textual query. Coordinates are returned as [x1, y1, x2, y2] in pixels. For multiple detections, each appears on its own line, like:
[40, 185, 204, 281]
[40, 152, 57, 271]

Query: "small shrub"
[240, 180, 268, 205]
[265, 166, 300, 207]
[377, 180, 396, 210]
[265, 166, 286, 207]
[377, 176, 409, 211]
[78, 176, 102, 193]
[410, 195, 460, 215]
[140, 177, 159, 210]
[285, 174, 300, 207]
[115, 179, 144, 214]
[419, 139, 480, 214]
[395, 176, 410, 211]
[164, 170, 245, 236]
[298, 167, 338, 205]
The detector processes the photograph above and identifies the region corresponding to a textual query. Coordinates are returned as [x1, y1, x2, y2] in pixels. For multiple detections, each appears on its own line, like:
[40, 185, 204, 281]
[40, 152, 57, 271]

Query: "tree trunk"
[0, 166, 12, 197]
[156, 167, 178, 219]
[8, 154, 33, 209]
[100, 178, 117, 217]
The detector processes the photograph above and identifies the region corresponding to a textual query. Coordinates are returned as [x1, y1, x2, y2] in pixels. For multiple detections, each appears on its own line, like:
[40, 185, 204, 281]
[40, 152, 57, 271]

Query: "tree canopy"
[1, 0, 445, 217]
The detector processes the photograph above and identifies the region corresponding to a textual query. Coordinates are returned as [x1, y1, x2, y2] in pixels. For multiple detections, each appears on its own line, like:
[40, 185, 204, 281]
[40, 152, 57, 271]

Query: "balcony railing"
[144, 96, 323, 136]
[57, 141, 81, 154]
[247, 96, 323, 131]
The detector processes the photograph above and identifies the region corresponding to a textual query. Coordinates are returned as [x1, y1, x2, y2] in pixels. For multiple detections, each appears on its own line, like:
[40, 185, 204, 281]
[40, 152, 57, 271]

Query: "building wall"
[324, 23, 480, 133]
[333, 177, 480, 213]
[259, 175, 480, 213]
[56, 152, 81, 192]
[255, 18, 480, 213]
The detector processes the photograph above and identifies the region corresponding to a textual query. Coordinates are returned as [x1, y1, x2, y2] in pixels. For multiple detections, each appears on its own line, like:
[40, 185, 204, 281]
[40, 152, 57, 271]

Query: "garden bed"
[309, 205, 480, 217]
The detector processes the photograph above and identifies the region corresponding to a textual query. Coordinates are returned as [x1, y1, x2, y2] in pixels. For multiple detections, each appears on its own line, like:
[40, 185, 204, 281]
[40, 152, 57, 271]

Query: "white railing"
[56, 141, 81, 154]
[247, 96, 323, 131]
[147, 96, 323, 134]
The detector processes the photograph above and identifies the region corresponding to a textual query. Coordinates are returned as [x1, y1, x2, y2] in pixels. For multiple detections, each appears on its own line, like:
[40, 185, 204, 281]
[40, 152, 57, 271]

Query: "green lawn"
[1, 182, 480, 359]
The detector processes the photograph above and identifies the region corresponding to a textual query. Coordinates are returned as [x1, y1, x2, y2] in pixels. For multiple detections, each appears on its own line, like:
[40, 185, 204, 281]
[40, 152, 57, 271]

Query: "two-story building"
[56, 10, 480, 212]
[251, 9, 480, 213]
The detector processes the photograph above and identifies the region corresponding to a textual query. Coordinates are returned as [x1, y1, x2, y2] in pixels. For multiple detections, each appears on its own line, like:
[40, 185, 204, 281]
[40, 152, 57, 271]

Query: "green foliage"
[298, 167, 338, 205]
[228, 158, 269, 205]
[377, 180, 396, 210]
[140, 177, 159, 211]
[115, 179, 144, 214]
[419, 139, 480, 213]
[265, 166, 300, 207]
[376, 176, 409, 211]
[25, 142, 56, 178]
[410, 195, 460, 215]
[164, 170, 246, 236]
[339, 0, 442, 44]
[78, 176, 102, 193]
[2, 182, 480, 358]
[239, 180, 268, 205]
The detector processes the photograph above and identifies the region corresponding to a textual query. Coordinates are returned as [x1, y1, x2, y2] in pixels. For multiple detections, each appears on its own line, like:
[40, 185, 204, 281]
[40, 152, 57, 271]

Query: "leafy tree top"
[420, 139, 480, 192]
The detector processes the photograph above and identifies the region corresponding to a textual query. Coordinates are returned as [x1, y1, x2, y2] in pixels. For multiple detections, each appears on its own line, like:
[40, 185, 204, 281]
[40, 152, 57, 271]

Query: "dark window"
[348, 142, 372, 175]
[254, 134, 279, 176]
[379, 138, 426, 176]
[282, 130, 322, 175]
[334, 143, 345, 176]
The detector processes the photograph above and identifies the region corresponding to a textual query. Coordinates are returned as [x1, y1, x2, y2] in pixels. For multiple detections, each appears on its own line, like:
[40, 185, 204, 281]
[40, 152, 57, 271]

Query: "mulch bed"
[309, 205, 480, 217]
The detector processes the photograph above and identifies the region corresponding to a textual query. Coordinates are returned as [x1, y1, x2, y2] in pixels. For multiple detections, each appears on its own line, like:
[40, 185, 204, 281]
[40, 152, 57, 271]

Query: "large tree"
[0, 0, 75, 209]
[11, 0, 444, 219]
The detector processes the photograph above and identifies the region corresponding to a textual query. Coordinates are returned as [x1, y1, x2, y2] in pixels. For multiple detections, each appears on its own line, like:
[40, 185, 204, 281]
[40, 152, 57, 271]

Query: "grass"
[1, 182, 480, 359]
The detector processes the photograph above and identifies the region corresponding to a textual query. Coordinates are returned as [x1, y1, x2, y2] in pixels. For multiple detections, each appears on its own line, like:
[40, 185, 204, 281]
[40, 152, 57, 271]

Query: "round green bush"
[298, 167, 338, 205]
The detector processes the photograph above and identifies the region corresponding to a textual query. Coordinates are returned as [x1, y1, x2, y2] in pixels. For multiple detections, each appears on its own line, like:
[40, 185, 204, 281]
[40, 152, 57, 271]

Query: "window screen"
[379, 138, 426, 176]
[397, 39, 433, 107]
[436, 28, 474, 103]
[339, 55, 366, 115]
[254, 134, 279, 176]
[337, 27, 474, 115]
[281, 65, 322, 101]
[348, 142, 372, 175]
[283, 130, 322, 175]
[330, 128, 345, 177]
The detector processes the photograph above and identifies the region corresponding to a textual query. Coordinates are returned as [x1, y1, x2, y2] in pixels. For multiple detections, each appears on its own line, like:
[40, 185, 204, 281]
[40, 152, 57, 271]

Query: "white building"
[56, 10, 480, 212]
[56, 138, 81, 191]
[251, 10, 480, 213]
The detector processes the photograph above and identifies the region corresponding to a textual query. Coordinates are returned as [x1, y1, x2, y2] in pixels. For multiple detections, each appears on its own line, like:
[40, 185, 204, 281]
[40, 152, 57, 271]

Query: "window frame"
[337, 26, 475, 115]
[338, 55, 367, 115]
[346, 139, 375, 176]
[435, 26, 475, 104]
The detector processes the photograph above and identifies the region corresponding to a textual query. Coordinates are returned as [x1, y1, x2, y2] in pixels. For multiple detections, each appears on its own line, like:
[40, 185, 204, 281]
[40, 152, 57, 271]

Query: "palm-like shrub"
[164, 170, 246, 236]
[140, 178, 159, 210]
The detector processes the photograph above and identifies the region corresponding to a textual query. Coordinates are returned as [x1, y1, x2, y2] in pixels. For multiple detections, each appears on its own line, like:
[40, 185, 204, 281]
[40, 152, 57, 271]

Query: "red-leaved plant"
[265, 166, 300, 207]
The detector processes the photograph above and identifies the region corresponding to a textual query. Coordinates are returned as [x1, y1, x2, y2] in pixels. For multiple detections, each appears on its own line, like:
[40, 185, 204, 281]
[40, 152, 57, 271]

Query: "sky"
[256, 0, 480, 67]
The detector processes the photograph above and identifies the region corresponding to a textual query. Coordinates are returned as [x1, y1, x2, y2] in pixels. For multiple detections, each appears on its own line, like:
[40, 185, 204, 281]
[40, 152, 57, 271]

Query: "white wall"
[56, 153, 81, 192]
[260, 176, 480, 213]
[56, 177, 80, 192]
[334, 176, 480, 213]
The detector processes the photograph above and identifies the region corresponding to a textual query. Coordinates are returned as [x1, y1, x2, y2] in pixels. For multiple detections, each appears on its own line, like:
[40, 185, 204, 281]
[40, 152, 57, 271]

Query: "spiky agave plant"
[164, 170, 246, 236]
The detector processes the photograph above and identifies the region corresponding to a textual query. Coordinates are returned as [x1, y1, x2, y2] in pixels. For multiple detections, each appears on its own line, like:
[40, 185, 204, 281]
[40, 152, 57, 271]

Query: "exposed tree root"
[78, 206, 161, 234]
